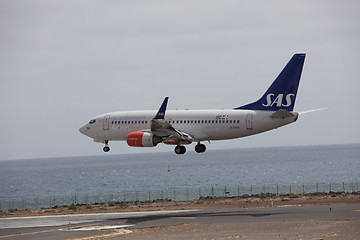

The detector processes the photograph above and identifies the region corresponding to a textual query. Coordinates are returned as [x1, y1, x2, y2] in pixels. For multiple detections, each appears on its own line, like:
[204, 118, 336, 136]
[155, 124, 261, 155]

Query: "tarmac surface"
[1, 204, 360, 240]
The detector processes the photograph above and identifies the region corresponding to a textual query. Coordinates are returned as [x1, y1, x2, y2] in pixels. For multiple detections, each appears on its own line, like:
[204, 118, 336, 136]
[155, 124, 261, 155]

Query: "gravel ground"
[115, 220, 360, 240]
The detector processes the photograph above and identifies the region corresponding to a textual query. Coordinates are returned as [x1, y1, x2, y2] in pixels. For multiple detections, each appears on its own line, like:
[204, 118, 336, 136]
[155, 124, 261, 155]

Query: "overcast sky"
[1, 0, 359, 160]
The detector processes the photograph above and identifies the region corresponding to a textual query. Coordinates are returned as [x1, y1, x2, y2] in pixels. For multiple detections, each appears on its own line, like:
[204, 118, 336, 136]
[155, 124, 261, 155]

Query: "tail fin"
[235, 53, 306, 111]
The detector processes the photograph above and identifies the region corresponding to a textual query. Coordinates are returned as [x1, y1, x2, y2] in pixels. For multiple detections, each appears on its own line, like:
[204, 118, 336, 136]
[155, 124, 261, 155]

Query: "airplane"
[80, 53, 307, 155]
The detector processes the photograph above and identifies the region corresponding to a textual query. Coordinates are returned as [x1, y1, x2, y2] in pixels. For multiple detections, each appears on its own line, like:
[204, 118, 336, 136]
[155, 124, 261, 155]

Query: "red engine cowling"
[127, 132, 160, 147]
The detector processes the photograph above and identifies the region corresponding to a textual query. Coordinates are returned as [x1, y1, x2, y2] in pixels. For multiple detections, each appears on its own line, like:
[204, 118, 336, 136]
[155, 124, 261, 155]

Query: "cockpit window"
[89, 119, 96, 124]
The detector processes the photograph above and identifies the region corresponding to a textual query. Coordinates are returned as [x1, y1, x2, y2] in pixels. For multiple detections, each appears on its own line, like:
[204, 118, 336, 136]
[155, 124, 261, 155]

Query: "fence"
[1, 181, 359, 212]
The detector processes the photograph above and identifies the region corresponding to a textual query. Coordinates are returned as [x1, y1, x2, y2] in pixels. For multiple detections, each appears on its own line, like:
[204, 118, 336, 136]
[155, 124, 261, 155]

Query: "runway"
[0, 205, 359, 240]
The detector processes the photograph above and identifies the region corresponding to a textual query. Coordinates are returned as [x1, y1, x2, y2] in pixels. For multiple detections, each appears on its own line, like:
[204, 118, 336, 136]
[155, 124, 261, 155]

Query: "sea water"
[0, 144, 359, 210]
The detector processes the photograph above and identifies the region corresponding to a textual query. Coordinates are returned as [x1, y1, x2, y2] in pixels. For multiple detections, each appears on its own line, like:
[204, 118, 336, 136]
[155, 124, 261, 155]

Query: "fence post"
[289, 184, 292, 194]
[302, 184, 305, 195]
[238, 186, 240, 197]
[161, 190, 163, 200]
[250, 185, 253, 196]
[329, 183, 332, 193]
[148, 191, 151, 202]
[211, 186, 214, 197]
[316, 183, 318, 193]
[276, 184, 279, 196]
[343, 182, 345, 192]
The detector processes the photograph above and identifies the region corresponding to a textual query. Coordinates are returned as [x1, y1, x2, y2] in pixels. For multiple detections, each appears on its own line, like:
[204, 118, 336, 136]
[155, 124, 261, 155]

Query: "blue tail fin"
[235, 53, 305, 111]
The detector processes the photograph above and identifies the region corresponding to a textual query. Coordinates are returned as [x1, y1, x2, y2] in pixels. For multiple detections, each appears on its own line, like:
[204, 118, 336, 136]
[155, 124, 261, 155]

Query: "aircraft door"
[103, 115, 110, 130]
[246, 114, 253, 130]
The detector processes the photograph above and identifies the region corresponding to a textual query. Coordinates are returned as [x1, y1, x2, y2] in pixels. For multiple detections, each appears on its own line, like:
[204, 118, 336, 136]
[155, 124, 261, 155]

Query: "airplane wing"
[151, 97, 193, 144]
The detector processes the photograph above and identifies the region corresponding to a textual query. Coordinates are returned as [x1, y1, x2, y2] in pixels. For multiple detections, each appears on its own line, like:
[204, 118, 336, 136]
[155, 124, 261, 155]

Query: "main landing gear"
[174, 143, 206, 155]
[103, 140, 110, 152]
[174, 145, 186, 155]
[195, 143, 206, 153]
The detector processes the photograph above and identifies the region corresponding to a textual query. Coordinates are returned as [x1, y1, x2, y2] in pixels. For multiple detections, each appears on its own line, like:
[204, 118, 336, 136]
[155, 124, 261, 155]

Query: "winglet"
[154, 97, 169, 119]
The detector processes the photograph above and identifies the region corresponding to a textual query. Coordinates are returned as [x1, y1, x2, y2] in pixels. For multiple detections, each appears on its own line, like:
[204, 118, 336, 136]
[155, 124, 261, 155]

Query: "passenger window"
[230, 120, 232, 123]
[145, 121, 148, 124]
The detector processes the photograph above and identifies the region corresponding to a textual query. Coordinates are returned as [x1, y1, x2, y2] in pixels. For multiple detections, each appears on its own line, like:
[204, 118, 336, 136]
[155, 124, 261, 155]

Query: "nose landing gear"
[103, 140, 110, 152]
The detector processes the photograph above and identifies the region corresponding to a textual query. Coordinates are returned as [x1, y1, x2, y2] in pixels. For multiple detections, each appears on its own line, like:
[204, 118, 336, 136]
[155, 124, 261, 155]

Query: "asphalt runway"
[0, 205, 359, 240]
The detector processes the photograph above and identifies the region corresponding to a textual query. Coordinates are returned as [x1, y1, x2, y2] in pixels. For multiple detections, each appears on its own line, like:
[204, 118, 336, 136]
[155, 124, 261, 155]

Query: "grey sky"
[1, 0, 359, 160]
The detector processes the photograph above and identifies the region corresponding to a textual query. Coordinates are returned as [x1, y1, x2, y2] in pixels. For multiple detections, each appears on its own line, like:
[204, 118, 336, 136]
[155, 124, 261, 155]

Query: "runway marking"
[0, 223, 98, 238]
[171, 217, 197, 220]
[0, 228, 60, 239]
[73, 225, 134, 231]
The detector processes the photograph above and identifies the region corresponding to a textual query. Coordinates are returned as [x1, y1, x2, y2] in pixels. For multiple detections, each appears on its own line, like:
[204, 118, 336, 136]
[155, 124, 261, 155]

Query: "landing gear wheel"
[195, 143, 206, 153]
[103, 140, 110, 152]
[175, 145, 186, 155]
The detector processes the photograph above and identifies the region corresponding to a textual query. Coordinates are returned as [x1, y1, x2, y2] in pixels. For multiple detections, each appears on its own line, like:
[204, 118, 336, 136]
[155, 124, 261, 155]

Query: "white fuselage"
[80, 109, 298, 144]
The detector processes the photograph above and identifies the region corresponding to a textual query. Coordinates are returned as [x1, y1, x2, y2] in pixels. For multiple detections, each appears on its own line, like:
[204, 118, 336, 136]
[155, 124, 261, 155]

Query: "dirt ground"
[115, 220, 360, 240]
[1, 193, 359, 218]
[2, 194, 360, 240]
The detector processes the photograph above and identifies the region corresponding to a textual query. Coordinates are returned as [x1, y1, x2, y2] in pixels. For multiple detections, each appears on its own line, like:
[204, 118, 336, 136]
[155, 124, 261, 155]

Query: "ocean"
[0, 144, 359, 211]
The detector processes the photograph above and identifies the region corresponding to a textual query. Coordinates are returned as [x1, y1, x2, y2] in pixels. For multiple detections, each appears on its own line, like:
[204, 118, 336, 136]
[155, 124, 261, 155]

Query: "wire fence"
[1, 181, 359, 212]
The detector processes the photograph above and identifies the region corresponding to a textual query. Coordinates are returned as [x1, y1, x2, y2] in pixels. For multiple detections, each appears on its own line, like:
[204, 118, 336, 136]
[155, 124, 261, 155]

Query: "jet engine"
[127, 132, 161, 147]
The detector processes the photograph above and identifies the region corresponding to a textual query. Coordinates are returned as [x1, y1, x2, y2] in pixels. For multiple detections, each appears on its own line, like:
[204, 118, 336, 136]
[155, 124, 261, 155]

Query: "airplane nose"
[79, 125, 87, 135]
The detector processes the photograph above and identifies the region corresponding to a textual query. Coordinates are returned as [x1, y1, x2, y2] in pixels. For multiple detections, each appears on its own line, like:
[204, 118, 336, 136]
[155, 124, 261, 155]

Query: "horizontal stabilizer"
[299, 108, 328, 115]
[270, 109, 296, 119]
